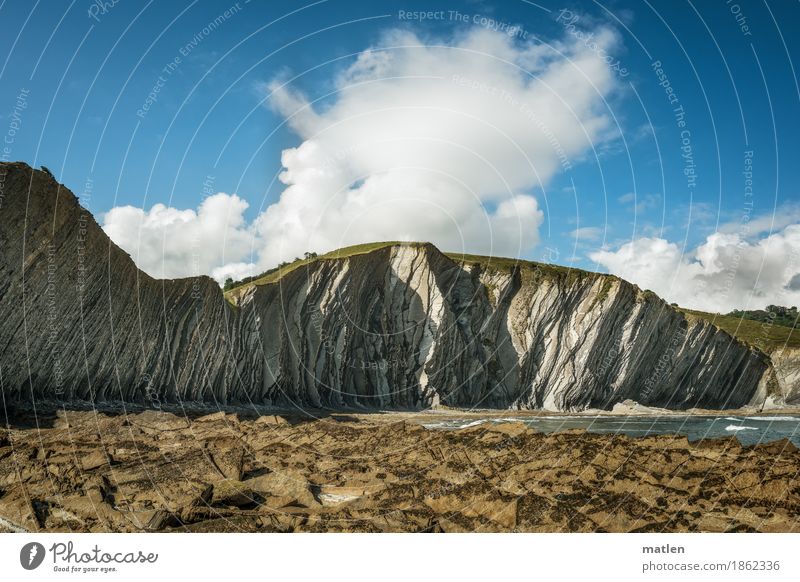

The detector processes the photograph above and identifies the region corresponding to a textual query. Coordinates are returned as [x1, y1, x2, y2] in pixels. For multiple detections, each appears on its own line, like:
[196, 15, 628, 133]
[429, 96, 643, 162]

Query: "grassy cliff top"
[680, 308, 800, 353]
[444, 251, 613, 287]
[224, 242, 604, 298]
[224, 242, 418, 297]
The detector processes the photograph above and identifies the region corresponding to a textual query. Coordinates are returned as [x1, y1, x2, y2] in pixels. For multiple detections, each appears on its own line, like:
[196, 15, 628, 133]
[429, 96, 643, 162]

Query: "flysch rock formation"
[0, 161, 793, 411]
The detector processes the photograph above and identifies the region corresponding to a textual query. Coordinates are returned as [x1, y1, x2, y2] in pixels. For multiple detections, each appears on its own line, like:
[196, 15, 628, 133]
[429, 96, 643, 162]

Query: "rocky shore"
[1, 409, 798, 533]
[1, 162, 781, 413]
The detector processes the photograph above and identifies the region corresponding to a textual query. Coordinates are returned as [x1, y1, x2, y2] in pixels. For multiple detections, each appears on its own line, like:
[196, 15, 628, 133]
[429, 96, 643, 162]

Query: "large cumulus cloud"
[590, 225, 800, 313]
[103, 25, 622, 282]
[102, 193, 253, 280]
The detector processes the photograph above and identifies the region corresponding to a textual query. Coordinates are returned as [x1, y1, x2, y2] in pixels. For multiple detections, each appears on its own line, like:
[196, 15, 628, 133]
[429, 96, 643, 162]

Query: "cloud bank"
[590, 225, 800, 313]
[102, 193, 253, 280]
[103, 25, 621, 281]
[100, 23, 800, 313]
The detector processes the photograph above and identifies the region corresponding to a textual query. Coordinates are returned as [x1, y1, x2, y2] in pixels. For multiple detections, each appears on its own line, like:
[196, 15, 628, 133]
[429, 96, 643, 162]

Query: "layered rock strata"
[0, 162, 780, 410]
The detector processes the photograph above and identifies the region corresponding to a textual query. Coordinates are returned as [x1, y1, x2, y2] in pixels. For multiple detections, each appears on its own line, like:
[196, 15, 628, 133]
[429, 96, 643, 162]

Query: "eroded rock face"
[0, 162, 247, 406]
[770, 348, 800, 405]
[0, 162, 775, 410]
[232, 243, 770, 410]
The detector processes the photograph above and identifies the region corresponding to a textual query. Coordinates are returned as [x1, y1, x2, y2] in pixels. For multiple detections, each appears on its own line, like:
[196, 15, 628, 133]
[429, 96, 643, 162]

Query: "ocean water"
[422, 415, 800, 447]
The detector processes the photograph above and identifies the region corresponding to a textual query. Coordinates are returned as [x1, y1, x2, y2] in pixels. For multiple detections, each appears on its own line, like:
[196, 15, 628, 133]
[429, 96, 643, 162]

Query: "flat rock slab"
[1, 411, 799, 532]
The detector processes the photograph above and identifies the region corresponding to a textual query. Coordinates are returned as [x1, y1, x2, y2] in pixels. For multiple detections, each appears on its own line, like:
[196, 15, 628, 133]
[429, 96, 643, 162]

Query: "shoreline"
[8, 399, 800, 423]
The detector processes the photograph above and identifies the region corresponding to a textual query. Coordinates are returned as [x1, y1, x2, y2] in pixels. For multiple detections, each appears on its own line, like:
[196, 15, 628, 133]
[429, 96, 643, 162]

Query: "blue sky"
[2, 0, 799, 310]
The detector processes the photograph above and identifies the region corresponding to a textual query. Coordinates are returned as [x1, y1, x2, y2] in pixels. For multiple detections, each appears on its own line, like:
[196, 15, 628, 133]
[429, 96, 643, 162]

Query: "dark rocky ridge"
[0, 162, 779, 411]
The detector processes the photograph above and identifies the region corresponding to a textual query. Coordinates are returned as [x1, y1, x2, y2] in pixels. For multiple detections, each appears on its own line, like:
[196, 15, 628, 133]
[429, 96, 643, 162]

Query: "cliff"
[0, 162, 787, 411]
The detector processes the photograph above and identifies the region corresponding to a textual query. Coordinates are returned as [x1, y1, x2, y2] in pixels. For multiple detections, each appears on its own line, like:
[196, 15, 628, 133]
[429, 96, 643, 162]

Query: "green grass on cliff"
[224, 241, 416, 296]
[680, 308, 800, 353]
[225, 242, 601, 298]
[444, 251, 601, 283]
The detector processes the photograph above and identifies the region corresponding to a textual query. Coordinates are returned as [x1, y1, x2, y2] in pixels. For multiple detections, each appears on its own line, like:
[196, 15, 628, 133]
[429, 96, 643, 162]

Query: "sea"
[422, 414, 800, 447]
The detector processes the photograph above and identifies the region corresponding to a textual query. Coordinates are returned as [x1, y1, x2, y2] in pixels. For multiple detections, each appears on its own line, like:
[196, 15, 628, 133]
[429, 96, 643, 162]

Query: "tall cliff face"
[0, 162, 778, 411]
[0, 162, 246, 405]
[231, 243, 769, 410]
[754, 347, 800, 407]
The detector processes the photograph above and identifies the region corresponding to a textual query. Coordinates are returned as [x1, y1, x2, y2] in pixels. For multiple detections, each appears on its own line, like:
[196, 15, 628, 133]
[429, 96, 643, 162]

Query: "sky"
[1, 0, 799, 312]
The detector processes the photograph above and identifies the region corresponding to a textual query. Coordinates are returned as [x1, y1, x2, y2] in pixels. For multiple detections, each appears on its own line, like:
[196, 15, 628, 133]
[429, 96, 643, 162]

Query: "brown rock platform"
[0, 409, 798, 533]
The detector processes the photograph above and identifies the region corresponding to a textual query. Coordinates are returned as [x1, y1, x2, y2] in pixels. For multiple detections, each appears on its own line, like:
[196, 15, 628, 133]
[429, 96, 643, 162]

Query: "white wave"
[725, 425, 759, 432]
[743, 416, 800, 422]
[725, 417, 744, 422]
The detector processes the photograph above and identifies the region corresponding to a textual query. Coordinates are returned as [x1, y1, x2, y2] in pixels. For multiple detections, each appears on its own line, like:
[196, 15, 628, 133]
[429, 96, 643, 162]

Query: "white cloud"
[590, 225, 800, 312]
[102, 193, 255, 280]
[104, 24, 622, 283]
[570, 226, 604, 241]
[719, 202, 800, 237]
[252, 26, 619, 267]
[617, 191, 661, 213]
